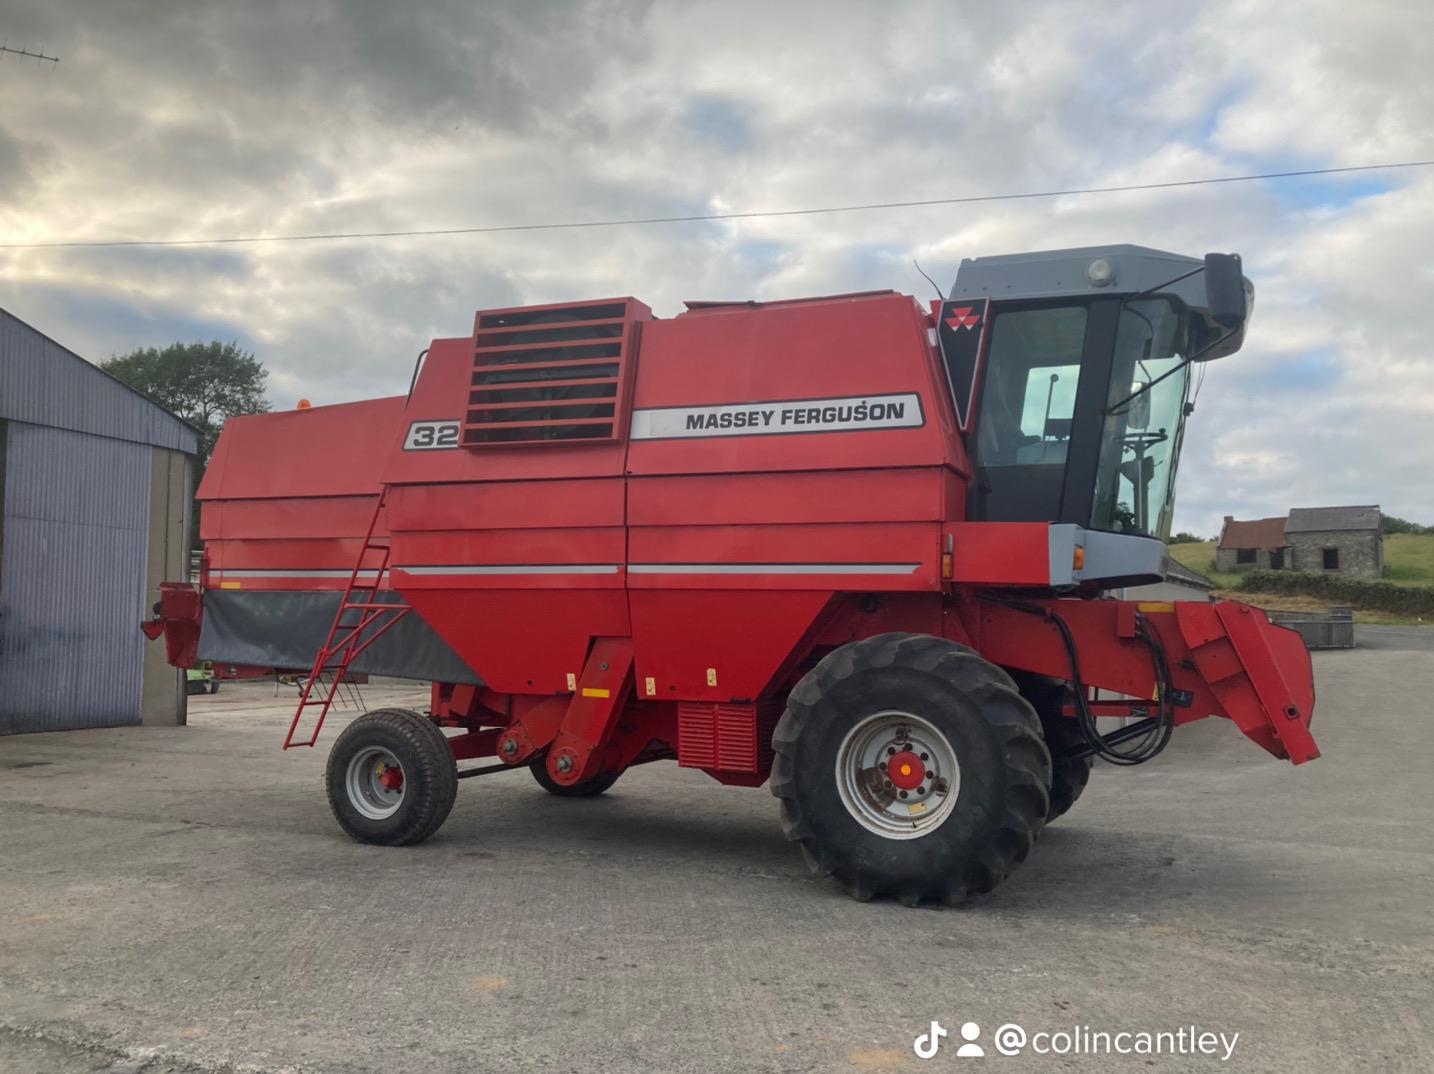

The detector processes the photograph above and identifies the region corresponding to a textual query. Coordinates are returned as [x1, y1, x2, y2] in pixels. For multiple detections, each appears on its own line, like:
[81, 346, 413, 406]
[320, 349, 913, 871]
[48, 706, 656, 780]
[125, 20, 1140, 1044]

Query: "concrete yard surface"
[2, 628, 1432, 1073]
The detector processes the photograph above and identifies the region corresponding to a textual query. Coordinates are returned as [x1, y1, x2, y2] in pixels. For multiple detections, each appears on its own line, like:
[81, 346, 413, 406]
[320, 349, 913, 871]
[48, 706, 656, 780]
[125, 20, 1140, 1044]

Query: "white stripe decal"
[220, 563, 920, 579]
[213, 569, 381, 579]
[627, 563, 921, 575]
[394, 564, 621, 576]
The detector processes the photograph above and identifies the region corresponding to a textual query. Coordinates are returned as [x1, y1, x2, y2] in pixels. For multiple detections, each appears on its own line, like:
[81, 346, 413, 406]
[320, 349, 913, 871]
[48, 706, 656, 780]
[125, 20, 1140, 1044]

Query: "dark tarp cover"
[198, 590, 481, 685]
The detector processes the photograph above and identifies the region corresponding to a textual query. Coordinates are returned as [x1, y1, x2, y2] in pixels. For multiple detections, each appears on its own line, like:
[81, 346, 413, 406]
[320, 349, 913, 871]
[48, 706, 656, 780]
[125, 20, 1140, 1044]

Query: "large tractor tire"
[1017, 678, 1093, 823]
[530, 759, 621, 797]
[325, 709, 458, 846]
[771, 633, 1051, 905]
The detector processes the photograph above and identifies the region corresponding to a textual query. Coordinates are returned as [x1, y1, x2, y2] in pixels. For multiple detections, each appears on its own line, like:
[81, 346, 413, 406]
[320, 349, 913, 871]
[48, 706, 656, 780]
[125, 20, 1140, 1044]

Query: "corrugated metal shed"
[0, 308, 198, 453]
[1286, 505, 1381, 533]
[0, 424, 151, 733]
[1, 305, 198, 734]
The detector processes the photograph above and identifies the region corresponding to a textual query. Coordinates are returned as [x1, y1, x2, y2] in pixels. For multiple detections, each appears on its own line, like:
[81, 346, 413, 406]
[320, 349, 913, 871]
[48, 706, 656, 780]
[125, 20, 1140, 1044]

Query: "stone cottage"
[1215, 505, 1383, 578]
[1283, 506, 1383, 578]
[1215, 516, 1291, 571]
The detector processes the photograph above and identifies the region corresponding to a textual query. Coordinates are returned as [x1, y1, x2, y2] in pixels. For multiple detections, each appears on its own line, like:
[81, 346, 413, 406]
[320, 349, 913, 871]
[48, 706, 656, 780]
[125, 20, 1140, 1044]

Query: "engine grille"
[463, 298, 649, 447]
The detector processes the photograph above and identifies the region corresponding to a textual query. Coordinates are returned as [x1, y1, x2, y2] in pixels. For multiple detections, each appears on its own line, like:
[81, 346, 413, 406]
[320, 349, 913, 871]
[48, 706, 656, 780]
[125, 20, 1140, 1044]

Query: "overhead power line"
[0, 43, 59, 65]
[3, 159, 1432, 251]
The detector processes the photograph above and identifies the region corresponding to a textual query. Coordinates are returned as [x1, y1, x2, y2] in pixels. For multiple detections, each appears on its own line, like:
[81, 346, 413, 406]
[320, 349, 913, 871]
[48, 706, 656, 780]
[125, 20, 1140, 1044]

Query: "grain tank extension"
[145, 245, 1318, 904]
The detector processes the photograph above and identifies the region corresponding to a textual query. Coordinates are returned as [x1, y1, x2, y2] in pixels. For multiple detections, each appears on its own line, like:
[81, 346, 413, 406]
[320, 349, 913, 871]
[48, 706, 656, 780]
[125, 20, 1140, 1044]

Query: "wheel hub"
[377, 762, 404, 792]
[835, 711, 960, 840]
[345, 746, 406, 820]
[886, 750, 925, 791]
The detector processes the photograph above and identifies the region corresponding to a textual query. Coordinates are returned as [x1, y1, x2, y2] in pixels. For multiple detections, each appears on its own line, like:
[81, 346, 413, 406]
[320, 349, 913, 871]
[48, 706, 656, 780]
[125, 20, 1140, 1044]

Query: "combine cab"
[146, 244, 1317, 904]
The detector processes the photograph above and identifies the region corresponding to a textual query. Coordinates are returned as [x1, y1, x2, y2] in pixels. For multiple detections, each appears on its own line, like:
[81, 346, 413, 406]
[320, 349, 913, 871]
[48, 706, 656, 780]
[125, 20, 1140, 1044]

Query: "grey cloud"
[1, 0, 1432, 536]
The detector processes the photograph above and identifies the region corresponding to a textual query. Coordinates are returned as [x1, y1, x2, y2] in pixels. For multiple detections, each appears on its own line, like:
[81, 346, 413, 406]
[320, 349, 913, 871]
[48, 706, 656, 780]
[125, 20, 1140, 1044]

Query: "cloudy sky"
[1, 0, 1431, 535]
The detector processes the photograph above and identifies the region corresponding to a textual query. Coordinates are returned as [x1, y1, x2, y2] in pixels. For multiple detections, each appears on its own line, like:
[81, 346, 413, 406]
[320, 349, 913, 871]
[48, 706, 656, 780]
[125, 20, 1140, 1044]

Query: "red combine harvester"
[146, 245, 1318, 904]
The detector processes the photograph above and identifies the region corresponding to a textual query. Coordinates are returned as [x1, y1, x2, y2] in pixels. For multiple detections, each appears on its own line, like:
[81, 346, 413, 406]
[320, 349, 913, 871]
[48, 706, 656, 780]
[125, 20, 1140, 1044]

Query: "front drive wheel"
[325, 709, 458, 846]
[771, 633, 1051, 905]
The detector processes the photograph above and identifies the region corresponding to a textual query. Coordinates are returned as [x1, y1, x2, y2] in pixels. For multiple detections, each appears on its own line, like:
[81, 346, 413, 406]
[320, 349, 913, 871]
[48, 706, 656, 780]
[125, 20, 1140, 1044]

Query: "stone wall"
[1285, 530, 1383, 579]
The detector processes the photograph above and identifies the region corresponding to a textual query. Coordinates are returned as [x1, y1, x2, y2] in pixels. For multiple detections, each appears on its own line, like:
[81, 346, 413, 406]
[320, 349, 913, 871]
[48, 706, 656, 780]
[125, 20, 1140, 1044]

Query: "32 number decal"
[404, 420, 461, 450]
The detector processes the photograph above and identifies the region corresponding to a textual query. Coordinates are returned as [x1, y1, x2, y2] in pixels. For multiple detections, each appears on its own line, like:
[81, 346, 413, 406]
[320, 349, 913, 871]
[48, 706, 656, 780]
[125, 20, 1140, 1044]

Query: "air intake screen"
[463, 298, 647, 446]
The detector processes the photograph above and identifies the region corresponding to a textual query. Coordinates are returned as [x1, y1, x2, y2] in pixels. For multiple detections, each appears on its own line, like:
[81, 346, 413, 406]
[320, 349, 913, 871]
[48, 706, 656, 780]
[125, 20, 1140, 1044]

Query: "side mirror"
[1204, 253, 1247, 329]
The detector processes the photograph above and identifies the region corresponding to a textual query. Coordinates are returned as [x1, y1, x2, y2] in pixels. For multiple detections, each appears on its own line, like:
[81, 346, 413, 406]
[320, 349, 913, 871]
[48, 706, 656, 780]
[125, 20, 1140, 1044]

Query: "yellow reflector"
[940, 551, 953, 579]
[581, 687, 610, 699]
[1072, 547, 1086, 570]
[1137, 602, 1175, 613]
[218, 581, 242, 590]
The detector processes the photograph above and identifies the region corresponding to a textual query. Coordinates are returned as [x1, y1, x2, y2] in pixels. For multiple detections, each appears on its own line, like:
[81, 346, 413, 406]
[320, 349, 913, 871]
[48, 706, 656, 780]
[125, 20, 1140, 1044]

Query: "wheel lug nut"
[917, 786, 926, 795]
[887, 747, 896, 756]
[898, 790, 908, 799]
[919, 752, 928, 761]
[879, 761, 887, 771]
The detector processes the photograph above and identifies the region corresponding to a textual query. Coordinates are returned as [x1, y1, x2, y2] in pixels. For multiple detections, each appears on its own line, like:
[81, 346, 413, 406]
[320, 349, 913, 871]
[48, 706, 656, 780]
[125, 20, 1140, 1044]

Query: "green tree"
[1381, 515, 1430, 535]
[101, 341, 269, 471]
[1167, 531, 1206, 544]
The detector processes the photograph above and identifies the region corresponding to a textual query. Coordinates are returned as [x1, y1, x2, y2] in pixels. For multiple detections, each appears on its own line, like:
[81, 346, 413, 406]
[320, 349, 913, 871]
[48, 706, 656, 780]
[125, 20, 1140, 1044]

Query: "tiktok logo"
[915, 1021, 986, 1060]
[914, 1020, 948, 1060]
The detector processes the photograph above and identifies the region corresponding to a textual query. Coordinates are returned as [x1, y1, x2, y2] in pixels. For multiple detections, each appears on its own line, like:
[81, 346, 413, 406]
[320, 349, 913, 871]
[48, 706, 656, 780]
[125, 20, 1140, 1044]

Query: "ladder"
[283, 490, 410, 748]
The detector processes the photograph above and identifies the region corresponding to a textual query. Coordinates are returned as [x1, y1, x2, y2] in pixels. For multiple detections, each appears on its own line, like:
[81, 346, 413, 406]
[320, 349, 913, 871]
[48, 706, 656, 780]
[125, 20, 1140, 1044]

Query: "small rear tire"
[209, 681, 221, 695]
[771, 633, 1051, 905]
[326, 708, 458, 846]
[530, 759, 621, 797]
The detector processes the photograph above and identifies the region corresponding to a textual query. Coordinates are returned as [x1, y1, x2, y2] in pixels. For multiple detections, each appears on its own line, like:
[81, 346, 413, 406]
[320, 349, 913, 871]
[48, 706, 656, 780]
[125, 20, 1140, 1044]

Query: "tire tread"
[325, 708, 458, 846]
[771, 632, 1050, 905]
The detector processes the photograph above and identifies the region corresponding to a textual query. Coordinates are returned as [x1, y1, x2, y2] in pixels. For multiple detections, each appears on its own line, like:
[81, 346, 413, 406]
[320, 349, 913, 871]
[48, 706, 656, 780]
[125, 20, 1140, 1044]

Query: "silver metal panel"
[951, 244, 1203, 303]
[0, 423, 151, 733]
[0, 308, 199, 454]
[1047, 525, 1165, 587]
[1077, 529, 1166, 586]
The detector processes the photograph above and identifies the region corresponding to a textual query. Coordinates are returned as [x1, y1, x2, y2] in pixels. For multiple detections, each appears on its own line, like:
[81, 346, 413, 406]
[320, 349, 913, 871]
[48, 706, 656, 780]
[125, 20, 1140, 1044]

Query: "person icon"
[956, 1021, 985, 1058]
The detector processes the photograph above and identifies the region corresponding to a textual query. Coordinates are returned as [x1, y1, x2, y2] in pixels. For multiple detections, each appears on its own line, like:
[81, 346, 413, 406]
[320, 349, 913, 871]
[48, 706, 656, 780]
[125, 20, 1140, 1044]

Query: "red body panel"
[174, 289, 1319, 779]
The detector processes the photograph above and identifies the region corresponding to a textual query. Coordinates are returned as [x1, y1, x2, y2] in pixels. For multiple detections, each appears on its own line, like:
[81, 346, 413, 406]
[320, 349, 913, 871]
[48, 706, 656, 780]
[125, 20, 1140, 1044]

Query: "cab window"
[976, 306, 1087, 467]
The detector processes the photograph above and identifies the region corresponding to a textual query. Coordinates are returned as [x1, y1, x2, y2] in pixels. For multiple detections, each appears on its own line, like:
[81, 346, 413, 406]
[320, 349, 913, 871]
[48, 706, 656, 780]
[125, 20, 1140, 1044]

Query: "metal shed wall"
[0, 309, 197, 453]
[0, 422, 152, 733]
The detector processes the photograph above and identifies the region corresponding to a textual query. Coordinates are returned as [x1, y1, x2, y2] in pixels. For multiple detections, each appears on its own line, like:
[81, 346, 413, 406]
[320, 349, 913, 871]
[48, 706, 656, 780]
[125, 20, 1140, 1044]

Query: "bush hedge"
[1238, 569, 1434, 616]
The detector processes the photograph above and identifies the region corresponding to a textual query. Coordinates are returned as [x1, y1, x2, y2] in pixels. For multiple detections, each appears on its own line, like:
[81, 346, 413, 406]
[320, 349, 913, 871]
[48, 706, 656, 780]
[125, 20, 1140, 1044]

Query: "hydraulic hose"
[981, 595, 1175, 766]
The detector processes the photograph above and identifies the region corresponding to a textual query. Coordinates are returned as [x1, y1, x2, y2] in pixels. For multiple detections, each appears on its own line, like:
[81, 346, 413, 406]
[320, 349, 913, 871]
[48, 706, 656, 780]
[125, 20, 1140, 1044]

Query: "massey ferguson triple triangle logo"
[944, 306, 981, 331]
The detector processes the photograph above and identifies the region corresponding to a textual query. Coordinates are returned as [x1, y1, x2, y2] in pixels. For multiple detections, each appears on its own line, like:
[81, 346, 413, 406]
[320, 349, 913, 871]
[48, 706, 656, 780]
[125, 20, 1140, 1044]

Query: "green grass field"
[1166, 540, 1237, 587]
[1381, 533, 1434, 586]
